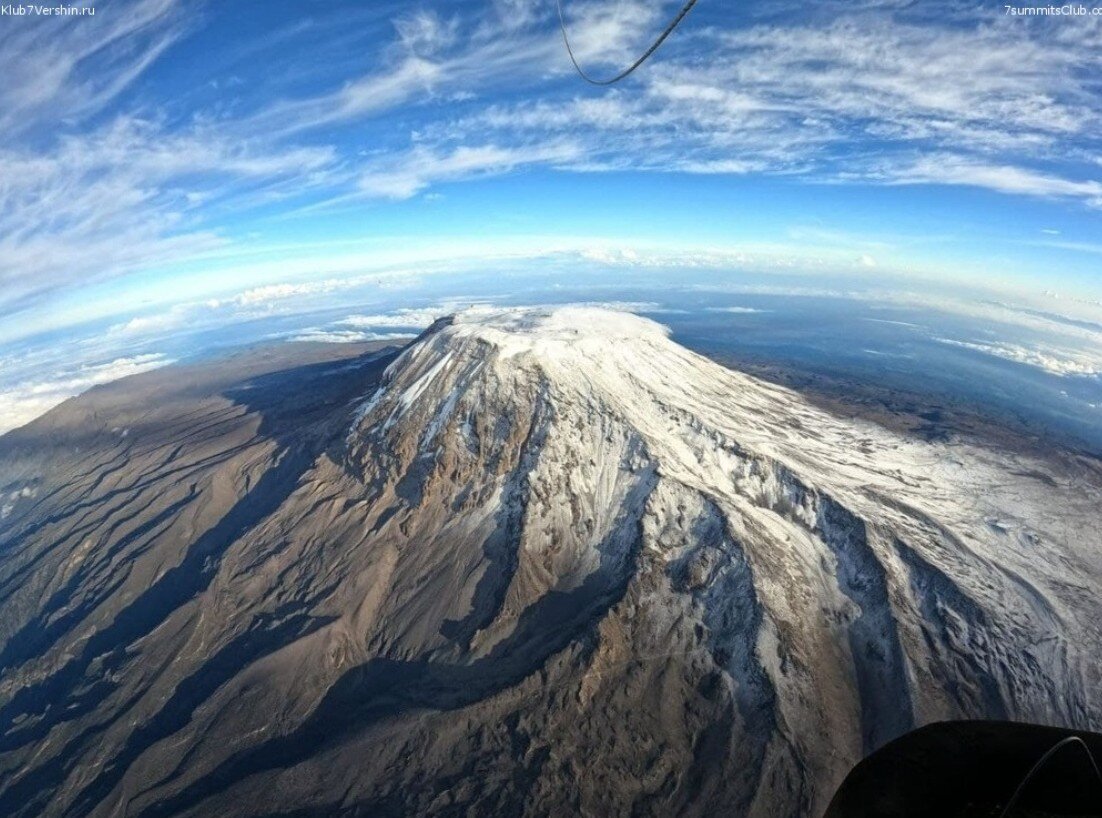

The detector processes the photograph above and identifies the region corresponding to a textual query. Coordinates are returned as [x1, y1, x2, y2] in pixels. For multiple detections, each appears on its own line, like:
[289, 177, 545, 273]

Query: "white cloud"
[862, 317, 923, 329]
[106, 302, 200, 337]
[571, 242, 881, 274]
[289, 330, 412, 344]
[886, 155, 1102, 205]
[324, 300, 662, 336]
[358, 141, 583, 199]
[0, 0, 186, 134]
[936, 337, 1102, 377]
[0, 353, 174, 435]
[726, 18, 1095, 139]
[394, 10, 460, 56]
[245, 1, 665, 137]
[211, 279, 352, 309]
[0, 116, 338, 315]
[407, 10, 1102, 203]
[341, 308, 451, 328]
[3, 0, 1102, 353]
[287, 56, 445, 131]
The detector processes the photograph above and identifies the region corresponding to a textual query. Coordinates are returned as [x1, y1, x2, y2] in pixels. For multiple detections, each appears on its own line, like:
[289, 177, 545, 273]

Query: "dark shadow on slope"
[672, 504, 780, 813]
[894, 540, 1008, 720]
[439, 387, 554, 650]
[63, 613, 338, 818]
[224, 352, 395, 442]
[756, 458, 914, 756]
[0, 444, 313, 737]
[138, 471, 657, 818]
[816, 495, 914, 754]
[0, 351, 396, 816]
[0, 488, 200, 676]
[0, 445, 314, 818]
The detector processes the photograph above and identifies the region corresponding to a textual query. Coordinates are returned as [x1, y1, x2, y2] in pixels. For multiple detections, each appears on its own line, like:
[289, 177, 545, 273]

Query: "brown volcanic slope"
[0, 308, 1100, 818]
[0, 340, 400, 817]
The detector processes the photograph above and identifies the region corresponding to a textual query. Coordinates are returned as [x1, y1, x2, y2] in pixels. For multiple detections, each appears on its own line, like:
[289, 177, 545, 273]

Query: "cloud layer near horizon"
[1, 0, 1100, 328]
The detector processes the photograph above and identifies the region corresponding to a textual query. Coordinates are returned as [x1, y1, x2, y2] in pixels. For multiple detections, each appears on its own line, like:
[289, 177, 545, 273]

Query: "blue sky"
[1, 0, 1101, 430]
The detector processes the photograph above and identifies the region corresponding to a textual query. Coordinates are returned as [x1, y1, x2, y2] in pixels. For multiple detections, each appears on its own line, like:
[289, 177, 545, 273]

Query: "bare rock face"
[0, 308, 1100, 818]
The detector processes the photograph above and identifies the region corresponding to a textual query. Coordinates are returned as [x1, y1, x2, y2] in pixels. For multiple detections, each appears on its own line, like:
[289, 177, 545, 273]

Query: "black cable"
[556, 0, 700, 86]
[998, 735, 1102, 818]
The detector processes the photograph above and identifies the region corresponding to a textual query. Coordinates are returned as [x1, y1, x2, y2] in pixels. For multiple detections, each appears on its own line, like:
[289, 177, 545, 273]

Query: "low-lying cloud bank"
[0, 354, 173, 436]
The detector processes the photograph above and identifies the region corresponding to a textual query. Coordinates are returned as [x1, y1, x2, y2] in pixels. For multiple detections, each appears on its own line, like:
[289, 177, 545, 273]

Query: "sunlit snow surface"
[351, 307, 1102, 776]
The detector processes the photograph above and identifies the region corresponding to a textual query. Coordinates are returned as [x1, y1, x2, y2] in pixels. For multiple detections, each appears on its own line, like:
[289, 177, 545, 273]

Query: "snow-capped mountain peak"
[2, 307, 1099, 817]
[337, 307, 1101, 814]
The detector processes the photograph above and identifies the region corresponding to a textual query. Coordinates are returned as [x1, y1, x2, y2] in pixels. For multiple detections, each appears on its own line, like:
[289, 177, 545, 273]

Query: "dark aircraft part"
[557, 0, 699, 85]
[824, 721, 1102, 817]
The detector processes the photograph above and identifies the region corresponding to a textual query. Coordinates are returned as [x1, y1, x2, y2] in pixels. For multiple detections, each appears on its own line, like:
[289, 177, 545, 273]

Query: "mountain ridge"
[0, 308, 1099, 817]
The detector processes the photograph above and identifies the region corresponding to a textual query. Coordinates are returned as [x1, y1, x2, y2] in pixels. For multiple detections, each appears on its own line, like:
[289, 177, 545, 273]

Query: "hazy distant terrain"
[7, 288, 1102, 455]
[0, 309, 1099, 817]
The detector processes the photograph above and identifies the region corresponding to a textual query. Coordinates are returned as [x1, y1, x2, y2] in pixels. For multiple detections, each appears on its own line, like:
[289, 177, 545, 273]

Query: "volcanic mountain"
[0, 307, 1100, 817]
